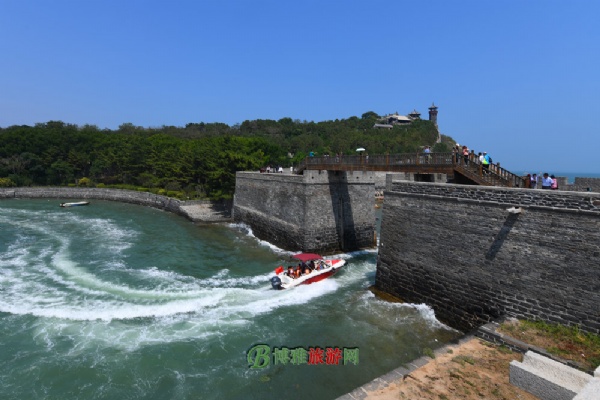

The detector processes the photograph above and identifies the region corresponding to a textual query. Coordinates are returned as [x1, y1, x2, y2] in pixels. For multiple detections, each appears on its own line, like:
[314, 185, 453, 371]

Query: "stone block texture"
[234, 170, 375, 253]
[375, 181, 600, 334]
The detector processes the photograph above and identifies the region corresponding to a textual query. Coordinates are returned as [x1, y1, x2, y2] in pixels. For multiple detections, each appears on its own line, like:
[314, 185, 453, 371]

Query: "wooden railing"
[296, 152, 527, 188]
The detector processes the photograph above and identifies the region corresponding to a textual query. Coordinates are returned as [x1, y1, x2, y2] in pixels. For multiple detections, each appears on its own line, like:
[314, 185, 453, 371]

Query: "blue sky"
[1, 0, 599, 173]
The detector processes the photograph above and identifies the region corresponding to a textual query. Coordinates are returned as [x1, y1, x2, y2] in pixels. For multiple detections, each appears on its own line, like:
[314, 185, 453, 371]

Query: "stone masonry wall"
[375, 181, 600, 334]
[233, 170, 375, 253]
[566, 177, 600, 193]
[0, 187, 232, 223]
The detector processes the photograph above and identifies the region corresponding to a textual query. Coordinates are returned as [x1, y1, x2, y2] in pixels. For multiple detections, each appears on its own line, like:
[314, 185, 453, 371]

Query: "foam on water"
[229, 222, 297, 257]
[0, 203, 449, 354]
[0, 210, 341, 350]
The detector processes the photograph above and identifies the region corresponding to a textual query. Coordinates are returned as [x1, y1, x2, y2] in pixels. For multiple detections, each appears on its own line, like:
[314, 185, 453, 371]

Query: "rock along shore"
[0, 187, 232, 223]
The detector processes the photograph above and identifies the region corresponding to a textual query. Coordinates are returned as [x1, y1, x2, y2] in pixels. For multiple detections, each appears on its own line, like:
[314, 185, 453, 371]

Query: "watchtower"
[428, 103, 438, 126]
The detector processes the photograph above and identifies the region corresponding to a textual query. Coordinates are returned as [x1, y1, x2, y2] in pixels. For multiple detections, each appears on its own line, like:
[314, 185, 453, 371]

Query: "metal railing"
[296, 152, 527, 188]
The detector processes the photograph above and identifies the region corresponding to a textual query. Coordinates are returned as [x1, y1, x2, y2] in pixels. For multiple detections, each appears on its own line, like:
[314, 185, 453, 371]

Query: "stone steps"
[510, 351, 595, 400]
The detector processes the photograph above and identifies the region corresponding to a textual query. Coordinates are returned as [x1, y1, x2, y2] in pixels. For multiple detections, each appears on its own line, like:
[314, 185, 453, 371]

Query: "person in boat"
[295, 266, 302, 278]
[286, 266, 294, 278]
[304, 267, 311, 275]
[309, 260, 315, 270]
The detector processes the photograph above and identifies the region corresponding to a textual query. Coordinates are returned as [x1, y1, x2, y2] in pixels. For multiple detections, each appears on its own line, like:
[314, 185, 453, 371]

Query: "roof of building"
[388, 115, 412, 122]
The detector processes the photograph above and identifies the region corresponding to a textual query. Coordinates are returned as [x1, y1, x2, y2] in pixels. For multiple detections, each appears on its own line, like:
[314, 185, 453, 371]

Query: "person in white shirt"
[541, 173, 553, 189]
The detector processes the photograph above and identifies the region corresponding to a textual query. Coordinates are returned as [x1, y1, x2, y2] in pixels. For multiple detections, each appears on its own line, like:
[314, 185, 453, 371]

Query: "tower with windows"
[428, 103, 438, 127]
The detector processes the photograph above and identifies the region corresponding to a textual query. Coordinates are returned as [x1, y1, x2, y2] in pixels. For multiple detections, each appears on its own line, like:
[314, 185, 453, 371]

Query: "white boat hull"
[60, 201, 90, 207]
[271, 258, 346, 290]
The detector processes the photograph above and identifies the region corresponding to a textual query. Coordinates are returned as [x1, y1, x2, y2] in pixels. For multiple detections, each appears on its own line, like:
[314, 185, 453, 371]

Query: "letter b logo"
[247, 345, 271, 369]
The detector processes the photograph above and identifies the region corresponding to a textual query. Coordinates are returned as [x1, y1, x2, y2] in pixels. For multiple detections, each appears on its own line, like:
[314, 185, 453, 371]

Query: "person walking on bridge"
[453, 144, 460, 164]
[482, 151, 490, 173]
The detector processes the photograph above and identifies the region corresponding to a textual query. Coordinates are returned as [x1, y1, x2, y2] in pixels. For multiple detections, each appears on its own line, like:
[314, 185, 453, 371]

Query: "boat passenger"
[309, 260, 315, 270]
[295, 267, 302, 278]
[304, 267, 311, 275]
[287, 266, 294, 277]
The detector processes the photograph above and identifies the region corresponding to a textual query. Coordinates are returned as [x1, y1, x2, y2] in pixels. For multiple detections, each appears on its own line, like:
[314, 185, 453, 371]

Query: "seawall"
[233, 170, 375, 253]
[375, 180, 600, 334]
[0, 187, 232, 223]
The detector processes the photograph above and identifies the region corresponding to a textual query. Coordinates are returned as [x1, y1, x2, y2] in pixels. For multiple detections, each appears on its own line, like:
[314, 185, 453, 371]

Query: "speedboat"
[270, 253, 346, 290]
[59, 201, 90, 207]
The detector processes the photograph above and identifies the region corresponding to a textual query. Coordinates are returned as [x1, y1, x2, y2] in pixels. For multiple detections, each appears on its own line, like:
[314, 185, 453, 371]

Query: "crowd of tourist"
[452, 143, 560, 190]
[260, 165, 285, 173]
[452, 144, 495, 173]
[527, 172, 558, 190]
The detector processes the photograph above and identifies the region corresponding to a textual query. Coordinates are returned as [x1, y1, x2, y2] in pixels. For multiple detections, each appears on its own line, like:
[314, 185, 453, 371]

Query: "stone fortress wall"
[233, 170, 376, 254]
[375, 180, 600, 334]
[565, 177, 600, 193]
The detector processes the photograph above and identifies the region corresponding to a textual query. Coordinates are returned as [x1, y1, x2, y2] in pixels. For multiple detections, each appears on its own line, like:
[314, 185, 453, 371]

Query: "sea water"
[0, 199, 460, 400]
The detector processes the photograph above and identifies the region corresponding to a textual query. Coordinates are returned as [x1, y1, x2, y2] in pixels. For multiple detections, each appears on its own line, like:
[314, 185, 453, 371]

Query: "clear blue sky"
[1, 0, 599, 173]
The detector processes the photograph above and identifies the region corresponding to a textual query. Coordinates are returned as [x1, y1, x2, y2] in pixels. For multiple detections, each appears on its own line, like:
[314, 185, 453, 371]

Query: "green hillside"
[0, 113, 455, 199]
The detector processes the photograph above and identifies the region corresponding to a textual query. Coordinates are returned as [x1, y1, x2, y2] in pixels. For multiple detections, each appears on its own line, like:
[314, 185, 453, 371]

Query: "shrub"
[0, 177, 16, 187]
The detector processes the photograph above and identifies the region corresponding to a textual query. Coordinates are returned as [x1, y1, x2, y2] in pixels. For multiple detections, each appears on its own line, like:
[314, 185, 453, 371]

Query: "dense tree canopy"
[0, 114, 454, 199]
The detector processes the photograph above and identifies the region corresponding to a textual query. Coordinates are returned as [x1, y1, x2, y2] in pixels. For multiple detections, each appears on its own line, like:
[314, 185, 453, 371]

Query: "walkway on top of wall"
[296, 152, 526, 188]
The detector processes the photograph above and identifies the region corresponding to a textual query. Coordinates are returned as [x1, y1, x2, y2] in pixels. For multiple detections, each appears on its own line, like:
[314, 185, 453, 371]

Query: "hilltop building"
[374, 103, 441, 143]
[374, 103, 438, 128]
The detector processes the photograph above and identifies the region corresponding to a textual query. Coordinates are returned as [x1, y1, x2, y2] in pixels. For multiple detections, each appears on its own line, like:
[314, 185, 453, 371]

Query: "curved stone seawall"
[376, 181, 600, 335]
[0, 187, 232, 223]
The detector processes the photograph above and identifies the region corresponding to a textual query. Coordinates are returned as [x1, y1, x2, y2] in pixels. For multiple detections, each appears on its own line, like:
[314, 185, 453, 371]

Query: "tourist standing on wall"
[551, 175, 558, 190]
[530, 174, 538, 189]
[542, 173, 553, 189]
[462, 146, 469, 166]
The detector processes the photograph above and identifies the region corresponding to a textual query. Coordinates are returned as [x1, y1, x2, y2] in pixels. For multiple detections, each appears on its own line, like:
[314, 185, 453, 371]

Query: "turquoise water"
[0, 199, 460, 400]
